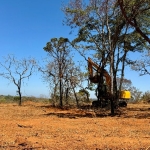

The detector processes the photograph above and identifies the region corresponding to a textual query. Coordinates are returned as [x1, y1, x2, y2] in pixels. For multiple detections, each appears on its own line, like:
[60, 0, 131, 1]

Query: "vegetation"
[141, 91, 150, 103]
[118, 0, 150, 43]
[42, 37, 86, 107]
[0, 0, 149, 112]
[62, 0, 149, 114]
[0, 95, 50, 104]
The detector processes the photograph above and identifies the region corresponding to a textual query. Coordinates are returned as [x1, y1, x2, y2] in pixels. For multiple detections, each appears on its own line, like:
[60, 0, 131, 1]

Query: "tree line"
[0, 0, 149, 108]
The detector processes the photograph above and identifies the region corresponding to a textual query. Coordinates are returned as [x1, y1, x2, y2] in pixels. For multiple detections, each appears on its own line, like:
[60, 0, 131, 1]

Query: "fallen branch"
[17, 124, 32, 128]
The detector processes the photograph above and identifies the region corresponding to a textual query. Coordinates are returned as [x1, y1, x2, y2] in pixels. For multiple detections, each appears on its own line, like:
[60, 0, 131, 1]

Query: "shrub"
[13, 96, 20, 102]
[141, 91, 150, 103]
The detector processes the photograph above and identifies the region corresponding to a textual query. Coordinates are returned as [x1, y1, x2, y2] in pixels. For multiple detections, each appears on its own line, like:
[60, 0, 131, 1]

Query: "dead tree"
[0, 55, 37, 105]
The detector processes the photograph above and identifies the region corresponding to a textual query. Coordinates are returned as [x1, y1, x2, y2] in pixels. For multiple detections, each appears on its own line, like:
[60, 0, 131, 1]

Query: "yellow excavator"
[88, 57, 131, 107]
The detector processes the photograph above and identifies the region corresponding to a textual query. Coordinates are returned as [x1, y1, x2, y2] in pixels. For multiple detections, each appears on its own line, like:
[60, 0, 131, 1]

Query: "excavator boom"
[88, 57, 111, 92]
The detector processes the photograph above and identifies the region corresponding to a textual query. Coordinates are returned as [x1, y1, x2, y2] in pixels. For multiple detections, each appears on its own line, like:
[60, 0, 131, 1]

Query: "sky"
[0, 0, 150, 98]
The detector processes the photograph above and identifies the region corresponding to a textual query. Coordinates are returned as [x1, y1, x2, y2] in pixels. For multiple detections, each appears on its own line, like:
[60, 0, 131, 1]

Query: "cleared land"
[0, 101, 150, 150]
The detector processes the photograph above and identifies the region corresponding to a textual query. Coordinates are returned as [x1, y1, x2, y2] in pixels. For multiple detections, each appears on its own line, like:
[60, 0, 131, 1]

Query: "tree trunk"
[52, 83, 58, 106]
[119, 52, 127, 94]
[59, 78, 63, 107]
[18, 79, 22, 106]
[110, 97, 114, 115]
[65, 88, 69, 105]
[113, 70, 118, 107]
[72, 86, 79, 107]
[18, 87, 22, 106]
[86, 92, 89, 102]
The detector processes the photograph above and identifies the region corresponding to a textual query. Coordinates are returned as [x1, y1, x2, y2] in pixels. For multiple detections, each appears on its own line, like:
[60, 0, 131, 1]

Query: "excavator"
[88, 57, 131, 108]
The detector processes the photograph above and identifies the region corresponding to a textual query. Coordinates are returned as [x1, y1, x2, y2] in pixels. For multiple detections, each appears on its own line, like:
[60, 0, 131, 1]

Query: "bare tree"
[0, 55, 37, 105]
[67, 65, 81, 106]
[40, 61, 59, 106]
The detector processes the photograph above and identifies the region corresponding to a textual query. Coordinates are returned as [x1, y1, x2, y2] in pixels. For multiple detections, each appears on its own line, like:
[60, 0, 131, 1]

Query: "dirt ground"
[0, 102, 150, 150]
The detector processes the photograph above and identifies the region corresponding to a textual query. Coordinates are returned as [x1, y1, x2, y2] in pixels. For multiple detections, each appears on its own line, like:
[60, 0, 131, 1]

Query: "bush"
[0, 95, 14, 103]
[141, 91, 150, 103]
[0, 96, 6, 103]
[13, 96, 20, 102]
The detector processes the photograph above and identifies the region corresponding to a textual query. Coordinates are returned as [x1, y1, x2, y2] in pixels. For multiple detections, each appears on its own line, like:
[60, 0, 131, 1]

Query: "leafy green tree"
[63, 0, 147, 114]
[43, 37, 71, 107]
[78, 88, 90, 102]
[43, 37, 86, 107]
[63, 0, 145, 89]
[118, 0, 150, 43]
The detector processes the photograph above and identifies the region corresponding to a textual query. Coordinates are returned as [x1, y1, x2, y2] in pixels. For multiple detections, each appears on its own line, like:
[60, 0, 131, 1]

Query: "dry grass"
[0, 101, 150, 150]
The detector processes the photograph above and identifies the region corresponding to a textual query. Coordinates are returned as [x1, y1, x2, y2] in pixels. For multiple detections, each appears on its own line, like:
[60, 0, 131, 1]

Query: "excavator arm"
[88, 57, 111, 92]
